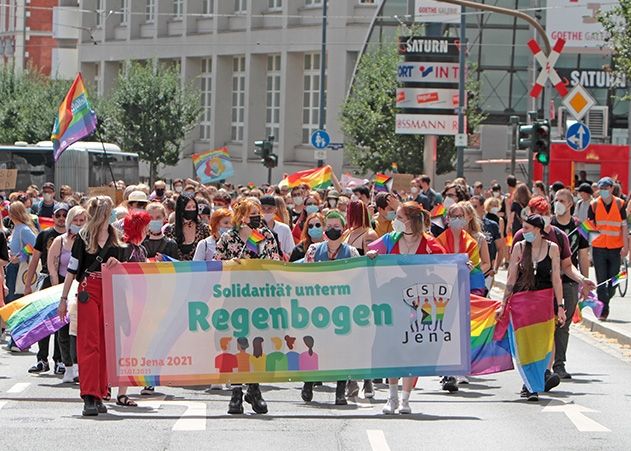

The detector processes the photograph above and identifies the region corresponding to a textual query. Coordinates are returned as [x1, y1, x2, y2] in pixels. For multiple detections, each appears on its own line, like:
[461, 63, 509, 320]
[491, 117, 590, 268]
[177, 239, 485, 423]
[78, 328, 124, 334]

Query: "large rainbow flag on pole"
[470, 295, 513, 375]
[278, 166, 333, 190]
[51, 73, 98, 161]
[494, 288, 555, 393]
[192, 147, 234, 184]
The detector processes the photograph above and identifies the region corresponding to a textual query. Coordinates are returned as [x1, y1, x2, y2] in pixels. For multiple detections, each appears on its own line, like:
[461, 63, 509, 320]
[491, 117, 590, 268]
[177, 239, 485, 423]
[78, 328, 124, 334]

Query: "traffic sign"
[455, 133, 468, 147]
[314, 149, 326, 161]
[528, 38, 568, 98]
[562, 84, 596, 121]
[566, 122, 591, 152]
[310, 130, 330, 149]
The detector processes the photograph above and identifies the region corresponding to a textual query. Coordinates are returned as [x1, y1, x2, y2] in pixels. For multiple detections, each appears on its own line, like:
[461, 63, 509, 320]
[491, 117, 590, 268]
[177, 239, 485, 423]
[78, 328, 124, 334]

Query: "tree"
[597, 0, 631, 100]
[100, 62, 202, 183]
[0, 67, 69, 144]
[340, 43, 486, 176]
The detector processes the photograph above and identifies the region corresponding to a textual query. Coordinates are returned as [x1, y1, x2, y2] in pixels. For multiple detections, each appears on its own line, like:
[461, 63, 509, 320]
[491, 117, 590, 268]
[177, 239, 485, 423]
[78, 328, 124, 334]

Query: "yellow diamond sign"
[562, 84, 596, 121]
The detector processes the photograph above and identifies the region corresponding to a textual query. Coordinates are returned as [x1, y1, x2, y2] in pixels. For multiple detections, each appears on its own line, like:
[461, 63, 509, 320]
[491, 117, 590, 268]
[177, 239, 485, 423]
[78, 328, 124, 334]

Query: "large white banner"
[414, 0, 461, 23]
[546, 0, 614, 49]
[103, 255, 471, 386]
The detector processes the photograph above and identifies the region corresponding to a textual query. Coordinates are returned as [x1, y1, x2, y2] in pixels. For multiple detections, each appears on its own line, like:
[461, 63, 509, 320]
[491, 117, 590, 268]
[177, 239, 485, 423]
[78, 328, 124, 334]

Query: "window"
[200, 58, 213, 141]
[173, 0, 183, 19]
[120, 0, 129, 25]
[203, 0, 214, 15]
[235, 0, 247, 14]
[268, 0, 282, 10]
[266, 55, 281, 140]
[231, 56, 246, 142]
[302, 53, 326, 143]
[96, 0, 103, 26]
[358, 0, 376, 4]
[305, 0, 322, 6]
[146, 0, 155, 22]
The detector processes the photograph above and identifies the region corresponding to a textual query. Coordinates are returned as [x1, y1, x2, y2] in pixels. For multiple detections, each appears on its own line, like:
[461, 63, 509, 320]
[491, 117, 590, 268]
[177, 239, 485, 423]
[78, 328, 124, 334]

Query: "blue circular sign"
[565, 122, 591, 152]
[310, 129, 331, 150]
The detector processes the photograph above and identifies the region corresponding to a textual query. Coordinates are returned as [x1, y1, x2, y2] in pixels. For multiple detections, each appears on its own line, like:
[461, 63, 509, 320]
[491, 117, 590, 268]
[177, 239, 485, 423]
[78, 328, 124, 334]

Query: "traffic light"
[254, 139, 278, 169]
[517, 123, 534, 150]
[532, 120, 551, 166]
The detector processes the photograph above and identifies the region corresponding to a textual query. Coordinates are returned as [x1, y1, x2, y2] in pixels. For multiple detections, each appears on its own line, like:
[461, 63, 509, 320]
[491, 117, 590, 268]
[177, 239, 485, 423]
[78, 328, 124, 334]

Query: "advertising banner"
[546, 0, 614, 49]
[398, 36, 461, 58]
[396, 88, 460, 109]
[103, 255, 471, 387]
[414, 0, 461, 23]
[395, 114, 461, 135]
[397, 62, 461, 84]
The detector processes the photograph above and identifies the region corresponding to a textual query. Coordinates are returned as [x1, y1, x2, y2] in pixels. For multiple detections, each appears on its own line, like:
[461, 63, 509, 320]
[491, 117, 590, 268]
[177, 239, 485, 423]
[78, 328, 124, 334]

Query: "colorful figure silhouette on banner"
[249, 337, 267, 372]
[215, 337, 238, 373]
[266, 337, 289, 372]
[284, 335, 300, 370]
[236, 337, 251, 373]
[433, 297, 450, 331]
[299, 336, 319, 370]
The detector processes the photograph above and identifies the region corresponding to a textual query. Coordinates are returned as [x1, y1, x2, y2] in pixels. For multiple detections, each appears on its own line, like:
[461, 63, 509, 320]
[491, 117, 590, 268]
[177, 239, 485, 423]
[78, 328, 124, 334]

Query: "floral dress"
[164, 222, 211, 261]
[214, 228, 281, 261]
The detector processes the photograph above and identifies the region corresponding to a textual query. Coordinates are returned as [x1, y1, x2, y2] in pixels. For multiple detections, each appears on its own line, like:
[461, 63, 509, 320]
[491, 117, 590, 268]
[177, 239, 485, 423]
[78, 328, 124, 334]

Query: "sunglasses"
[54, 213, 67, 218]
[308, 223, 322, 229]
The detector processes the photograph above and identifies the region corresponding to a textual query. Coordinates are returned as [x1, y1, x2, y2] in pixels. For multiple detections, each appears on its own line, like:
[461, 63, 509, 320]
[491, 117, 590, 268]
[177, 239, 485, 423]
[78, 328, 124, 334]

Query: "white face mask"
[263, 213, 275, 223]
[554, 201, 567, 216]
[351, 194, 359, 202]
[392, 218, 407, 234]
[410, 187, 419, 195]
[293, 196, 304, 206]
[490, 207, 500, 215]
[43, 193, 53, 203]
[174, 186, 183, 193]
[543, 216, 552, 228]
[492, 191, 501, 198]
[444, 197, 456, 208]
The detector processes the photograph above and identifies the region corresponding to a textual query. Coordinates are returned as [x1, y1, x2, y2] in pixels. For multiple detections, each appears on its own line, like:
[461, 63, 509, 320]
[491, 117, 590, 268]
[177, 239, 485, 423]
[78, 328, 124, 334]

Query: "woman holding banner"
[496, 214, 565, 402]
[289, 212, 325, 262]
[301, 210, 360, 406]
[214, 199, 281, 415]
[366, 201, 445, 415]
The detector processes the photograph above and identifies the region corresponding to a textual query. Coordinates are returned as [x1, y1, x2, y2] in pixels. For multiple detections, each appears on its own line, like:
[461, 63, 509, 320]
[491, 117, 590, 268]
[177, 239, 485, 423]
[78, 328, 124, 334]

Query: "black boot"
[82, 395, 98, 416]
[95, 399, 108, 414]
[228, 386, 244, 414]
[245, 384, 268, 414]
[301, 382, 314, 402]
[335, 381, 347, 406]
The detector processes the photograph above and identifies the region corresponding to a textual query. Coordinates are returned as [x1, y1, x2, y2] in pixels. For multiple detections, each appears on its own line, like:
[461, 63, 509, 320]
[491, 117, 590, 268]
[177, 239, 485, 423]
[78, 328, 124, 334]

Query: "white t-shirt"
[193, 236, 217, 261]
[272, 221, 295, 257]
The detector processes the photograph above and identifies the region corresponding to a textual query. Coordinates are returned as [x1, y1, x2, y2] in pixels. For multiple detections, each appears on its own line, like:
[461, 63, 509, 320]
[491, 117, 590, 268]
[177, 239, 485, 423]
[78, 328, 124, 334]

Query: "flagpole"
[95, 118, 117, 188]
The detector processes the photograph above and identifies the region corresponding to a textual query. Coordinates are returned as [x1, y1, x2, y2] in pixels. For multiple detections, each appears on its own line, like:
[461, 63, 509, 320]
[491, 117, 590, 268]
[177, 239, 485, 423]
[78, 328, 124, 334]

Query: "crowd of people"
[0, 170, 626, 415]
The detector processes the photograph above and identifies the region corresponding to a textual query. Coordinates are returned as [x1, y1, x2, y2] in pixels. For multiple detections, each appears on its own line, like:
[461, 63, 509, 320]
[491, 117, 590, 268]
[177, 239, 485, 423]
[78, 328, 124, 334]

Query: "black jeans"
[592, 247, 621, 316]
[554, 281, 579, 369]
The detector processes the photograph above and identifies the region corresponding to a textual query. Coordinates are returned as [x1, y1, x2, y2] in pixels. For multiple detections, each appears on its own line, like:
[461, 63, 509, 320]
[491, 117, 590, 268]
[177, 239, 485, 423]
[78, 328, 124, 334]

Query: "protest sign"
[103, 255, 471, 387]
[391, 174, 415, 193]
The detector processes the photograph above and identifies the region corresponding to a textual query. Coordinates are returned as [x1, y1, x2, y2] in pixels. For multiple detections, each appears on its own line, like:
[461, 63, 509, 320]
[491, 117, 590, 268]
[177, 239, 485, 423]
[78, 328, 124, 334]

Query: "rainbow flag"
[247, 182, 255, 189]
[578, 293, 604, 318]
[192, 147, 234, 184]
[246, 229, 265, 254]
[38, 216, 55, 231]
[22, 243, 34, 257]
[470, 295, 513, 375]
[367, 232, 403, 255]
[51, 73, 98, 161]
[373, 174, 390, 192]
[278, 166, 333, 190]
[577, 220, 598, 239]
[611, 270, 627, 287]
[430, 204, 446, 218]
[495, 288, 555, 393]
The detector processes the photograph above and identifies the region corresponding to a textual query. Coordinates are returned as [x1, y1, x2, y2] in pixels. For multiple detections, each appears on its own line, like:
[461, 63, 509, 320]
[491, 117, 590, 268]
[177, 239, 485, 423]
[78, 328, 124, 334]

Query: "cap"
[327, 190, 340, 199]
[551, 181, 565, 192]
[128, 191, 149, 203]
[597, 177, 614, 188]
[577, 183, 593, 195]
[53, 203, 69, 214]
[260, 195, 276, 207]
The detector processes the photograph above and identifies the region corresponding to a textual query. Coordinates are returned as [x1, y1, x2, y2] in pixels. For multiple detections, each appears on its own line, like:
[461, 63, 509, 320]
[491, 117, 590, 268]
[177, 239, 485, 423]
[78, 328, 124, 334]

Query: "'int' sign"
[529, 38, 568, 98]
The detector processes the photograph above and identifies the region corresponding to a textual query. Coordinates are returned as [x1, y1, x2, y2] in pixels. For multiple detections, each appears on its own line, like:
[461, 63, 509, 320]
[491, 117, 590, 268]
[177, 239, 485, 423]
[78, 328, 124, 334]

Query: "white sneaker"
[456, 376, 470, 384]
[399, 399, 412, 414]
[62, 366, 75, 383]
[382, 397, 399, 415]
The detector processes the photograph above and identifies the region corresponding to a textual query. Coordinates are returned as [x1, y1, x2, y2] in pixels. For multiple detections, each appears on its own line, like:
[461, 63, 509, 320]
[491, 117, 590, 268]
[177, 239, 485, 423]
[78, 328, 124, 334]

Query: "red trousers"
[77, 275, 108, 400]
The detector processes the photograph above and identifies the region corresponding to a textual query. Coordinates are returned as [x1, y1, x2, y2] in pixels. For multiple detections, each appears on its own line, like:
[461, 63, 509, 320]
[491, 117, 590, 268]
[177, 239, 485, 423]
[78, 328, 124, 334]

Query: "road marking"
[543, 400, 610, 432]
[140, 400, 207, 431]
[6, 383, 30, 394]
[367, 429, 391, 451]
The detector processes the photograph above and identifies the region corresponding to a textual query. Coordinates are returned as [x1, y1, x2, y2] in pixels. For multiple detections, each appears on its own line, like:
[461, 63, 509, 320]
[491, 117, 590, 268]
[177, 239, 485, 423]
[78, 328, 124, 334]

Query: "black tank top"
[515, 242, 553, 292]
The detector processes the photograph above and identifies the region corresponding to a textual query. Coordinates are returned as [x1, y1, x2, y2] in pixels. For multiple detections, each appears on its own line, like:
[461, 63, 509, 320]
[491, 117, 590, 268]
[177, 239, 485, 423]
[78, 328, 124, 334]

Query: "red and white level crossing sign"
[528, 38, 568, 98]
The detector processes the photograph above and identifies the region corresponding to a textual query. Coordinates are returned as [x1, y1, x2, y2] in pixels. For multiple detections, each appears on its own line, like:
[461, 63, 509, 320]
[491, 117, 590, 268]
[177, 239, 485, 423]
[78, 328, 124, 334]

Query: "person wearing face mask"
[172, 179, 184, 195]
[509, 183, 532, 237]
[142, 203, 179, 259]
[352, 186, 371, 206]
[409, 179, 431, 210]
[575, 183, 593, 222]
[214, 199, 281, 415]
[366, 202, 445, 414]
[550, 189, 590, 379]
[259, 195, 295, 258]
[419, 174, 442, 209]
[374, 193, 398, 237]
[588, 177, 628, 320]
[31, 182, 58, 219]
[344, 200, 378, 256]
[483, 196, 506, 274]
[291, 195, 320, 243]
[289, 186, 307, 225]
[164, 194, 210, 261]
[301, 211, 360, 406]
[470, 196, 502, 285]
[326, 190, 340, 211]
[192, 208, 232, 261]
[150, 180, 167, 202]
[498, 214, 565, 402]
[47, 206, 88, 383]
[532, 180, 546, 198]
[289, 212, 325, 262]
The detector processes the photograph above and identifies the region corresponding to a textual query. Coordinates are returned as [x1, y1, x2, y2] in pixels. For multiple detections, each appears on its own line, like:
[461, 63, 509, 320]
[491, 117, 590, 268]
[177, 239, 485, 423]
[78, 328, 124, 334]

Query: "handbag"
[15, 259, 42, 295]
[77, 244, 112, 303]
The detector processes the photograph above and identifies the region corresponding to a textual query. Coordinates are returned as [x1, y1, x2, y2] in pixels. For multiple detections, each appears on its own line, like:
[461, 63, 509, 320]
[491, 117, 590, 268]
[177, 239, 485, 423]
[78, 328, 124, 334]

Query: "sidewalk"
[493, 268, 631, 347]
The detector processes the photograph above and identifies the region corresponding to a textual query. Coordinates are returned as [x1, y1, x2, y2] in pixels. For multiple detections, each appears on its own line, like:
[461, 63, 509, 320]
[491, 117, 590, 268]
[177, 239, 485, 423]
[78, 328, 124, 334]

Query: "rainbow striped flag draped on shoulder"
[51, 73, 98, 161]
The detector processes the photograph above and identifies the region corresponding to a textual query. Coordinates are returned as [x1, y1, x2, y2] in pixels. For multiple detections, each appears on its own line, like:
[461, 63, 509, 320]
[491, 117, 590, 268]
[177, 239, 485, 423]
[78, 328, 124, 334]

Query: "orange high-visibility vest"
[592, 196, 625, 249]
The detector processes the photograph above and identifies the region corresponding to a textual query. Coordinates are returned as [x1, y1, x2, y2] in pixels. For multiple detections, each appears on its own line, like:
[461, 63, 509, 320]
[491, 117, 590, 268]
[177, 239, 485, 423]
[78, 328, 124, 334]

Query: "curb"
[492, 278, 631, 347]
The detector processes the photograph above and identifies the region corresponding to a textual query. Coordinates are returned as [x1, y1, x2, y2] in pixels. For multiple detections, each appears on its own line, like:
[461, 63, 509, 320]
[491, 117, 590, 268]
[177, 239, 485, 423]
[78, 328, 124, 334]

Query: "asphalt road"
[1, 305, 630, 450]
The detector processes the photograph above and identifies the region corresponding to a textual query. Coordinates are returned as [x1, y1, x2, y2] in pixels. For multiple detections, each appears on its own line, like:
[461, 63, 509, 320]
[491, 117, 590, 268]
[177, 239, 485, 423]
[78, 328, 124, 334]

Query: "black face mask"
[156, 189, 165, 196]
[183, 210, 198, 221]
[325, 228, 342, 241]
[248, 215, 262, 229]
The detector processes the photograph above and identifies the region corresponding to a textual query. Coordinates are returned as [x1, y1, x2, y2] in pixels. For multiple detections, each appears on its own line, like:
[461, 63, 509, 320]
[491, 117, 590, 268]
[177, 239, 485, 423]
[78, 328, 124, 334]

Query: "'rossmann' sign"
[395, 114, 461, 136]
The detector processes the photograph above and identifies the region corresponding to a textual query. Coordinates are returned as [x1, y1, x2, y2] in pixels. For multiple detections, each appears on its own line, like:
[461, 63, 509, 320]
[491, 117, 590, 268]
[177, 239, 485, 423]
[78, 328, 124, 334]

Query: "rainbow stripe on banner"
[470, 295, 513, 375]
[51, 73, 98, 161]
[191, 147, 234, 184]
[246, 229, 265, 254]
[495, 288, 555, 393]
[373, 174, 390, 192]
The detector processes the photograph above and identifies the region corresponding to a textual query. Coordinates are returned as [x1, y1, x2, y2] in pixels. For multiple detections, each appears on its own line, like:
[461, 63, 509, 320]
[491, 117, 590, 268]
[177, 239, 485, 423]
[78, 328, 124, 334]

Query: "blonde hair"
[484, 196, 501, 213]
[459, 201, 482, 235]
[9, 202, 37, 233]
[80, 196, 124, 253]
[66, 206, 89, 231]
[274, 196, 291, 225]
[146, 202, 166, 218]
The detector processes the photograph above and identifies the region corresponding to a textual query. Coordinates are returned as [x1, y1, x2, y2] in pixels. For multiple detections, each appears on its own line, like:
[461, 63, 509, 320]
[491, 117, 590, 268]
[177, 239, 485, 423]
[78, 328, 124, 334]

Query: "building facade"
[0, 0, 79, 79]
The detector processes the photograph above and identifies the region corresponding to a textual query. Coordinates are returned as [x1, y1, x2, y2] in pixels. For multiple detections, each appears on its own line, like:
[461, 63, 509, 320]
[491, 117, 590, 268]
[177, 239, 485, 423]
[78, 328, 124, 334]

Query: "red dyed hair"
[346, 200, 370, 229]
[528, 196, 550, 215]
[123, 210, 151, 245]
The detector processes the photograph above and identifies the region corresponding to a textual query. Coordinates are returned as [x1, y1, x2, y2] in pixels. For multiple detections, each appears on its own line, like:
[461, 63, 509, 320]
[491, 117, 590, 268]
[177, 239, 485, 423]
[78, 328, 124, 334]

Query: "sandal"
[103, 387, 111, 401]
[116, 395, 138, 407]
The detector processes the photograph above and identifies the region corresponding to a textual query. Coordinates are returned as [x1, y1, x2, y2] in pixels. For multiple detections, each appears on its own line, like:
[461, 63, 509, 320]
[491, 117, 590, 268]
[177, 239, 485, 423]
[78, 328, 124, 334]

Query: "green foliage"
[340, 44, 485, 176]
[100, 62, 201, 182]
[0, 67, 70, 144]
[597, 0, 631, 99]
